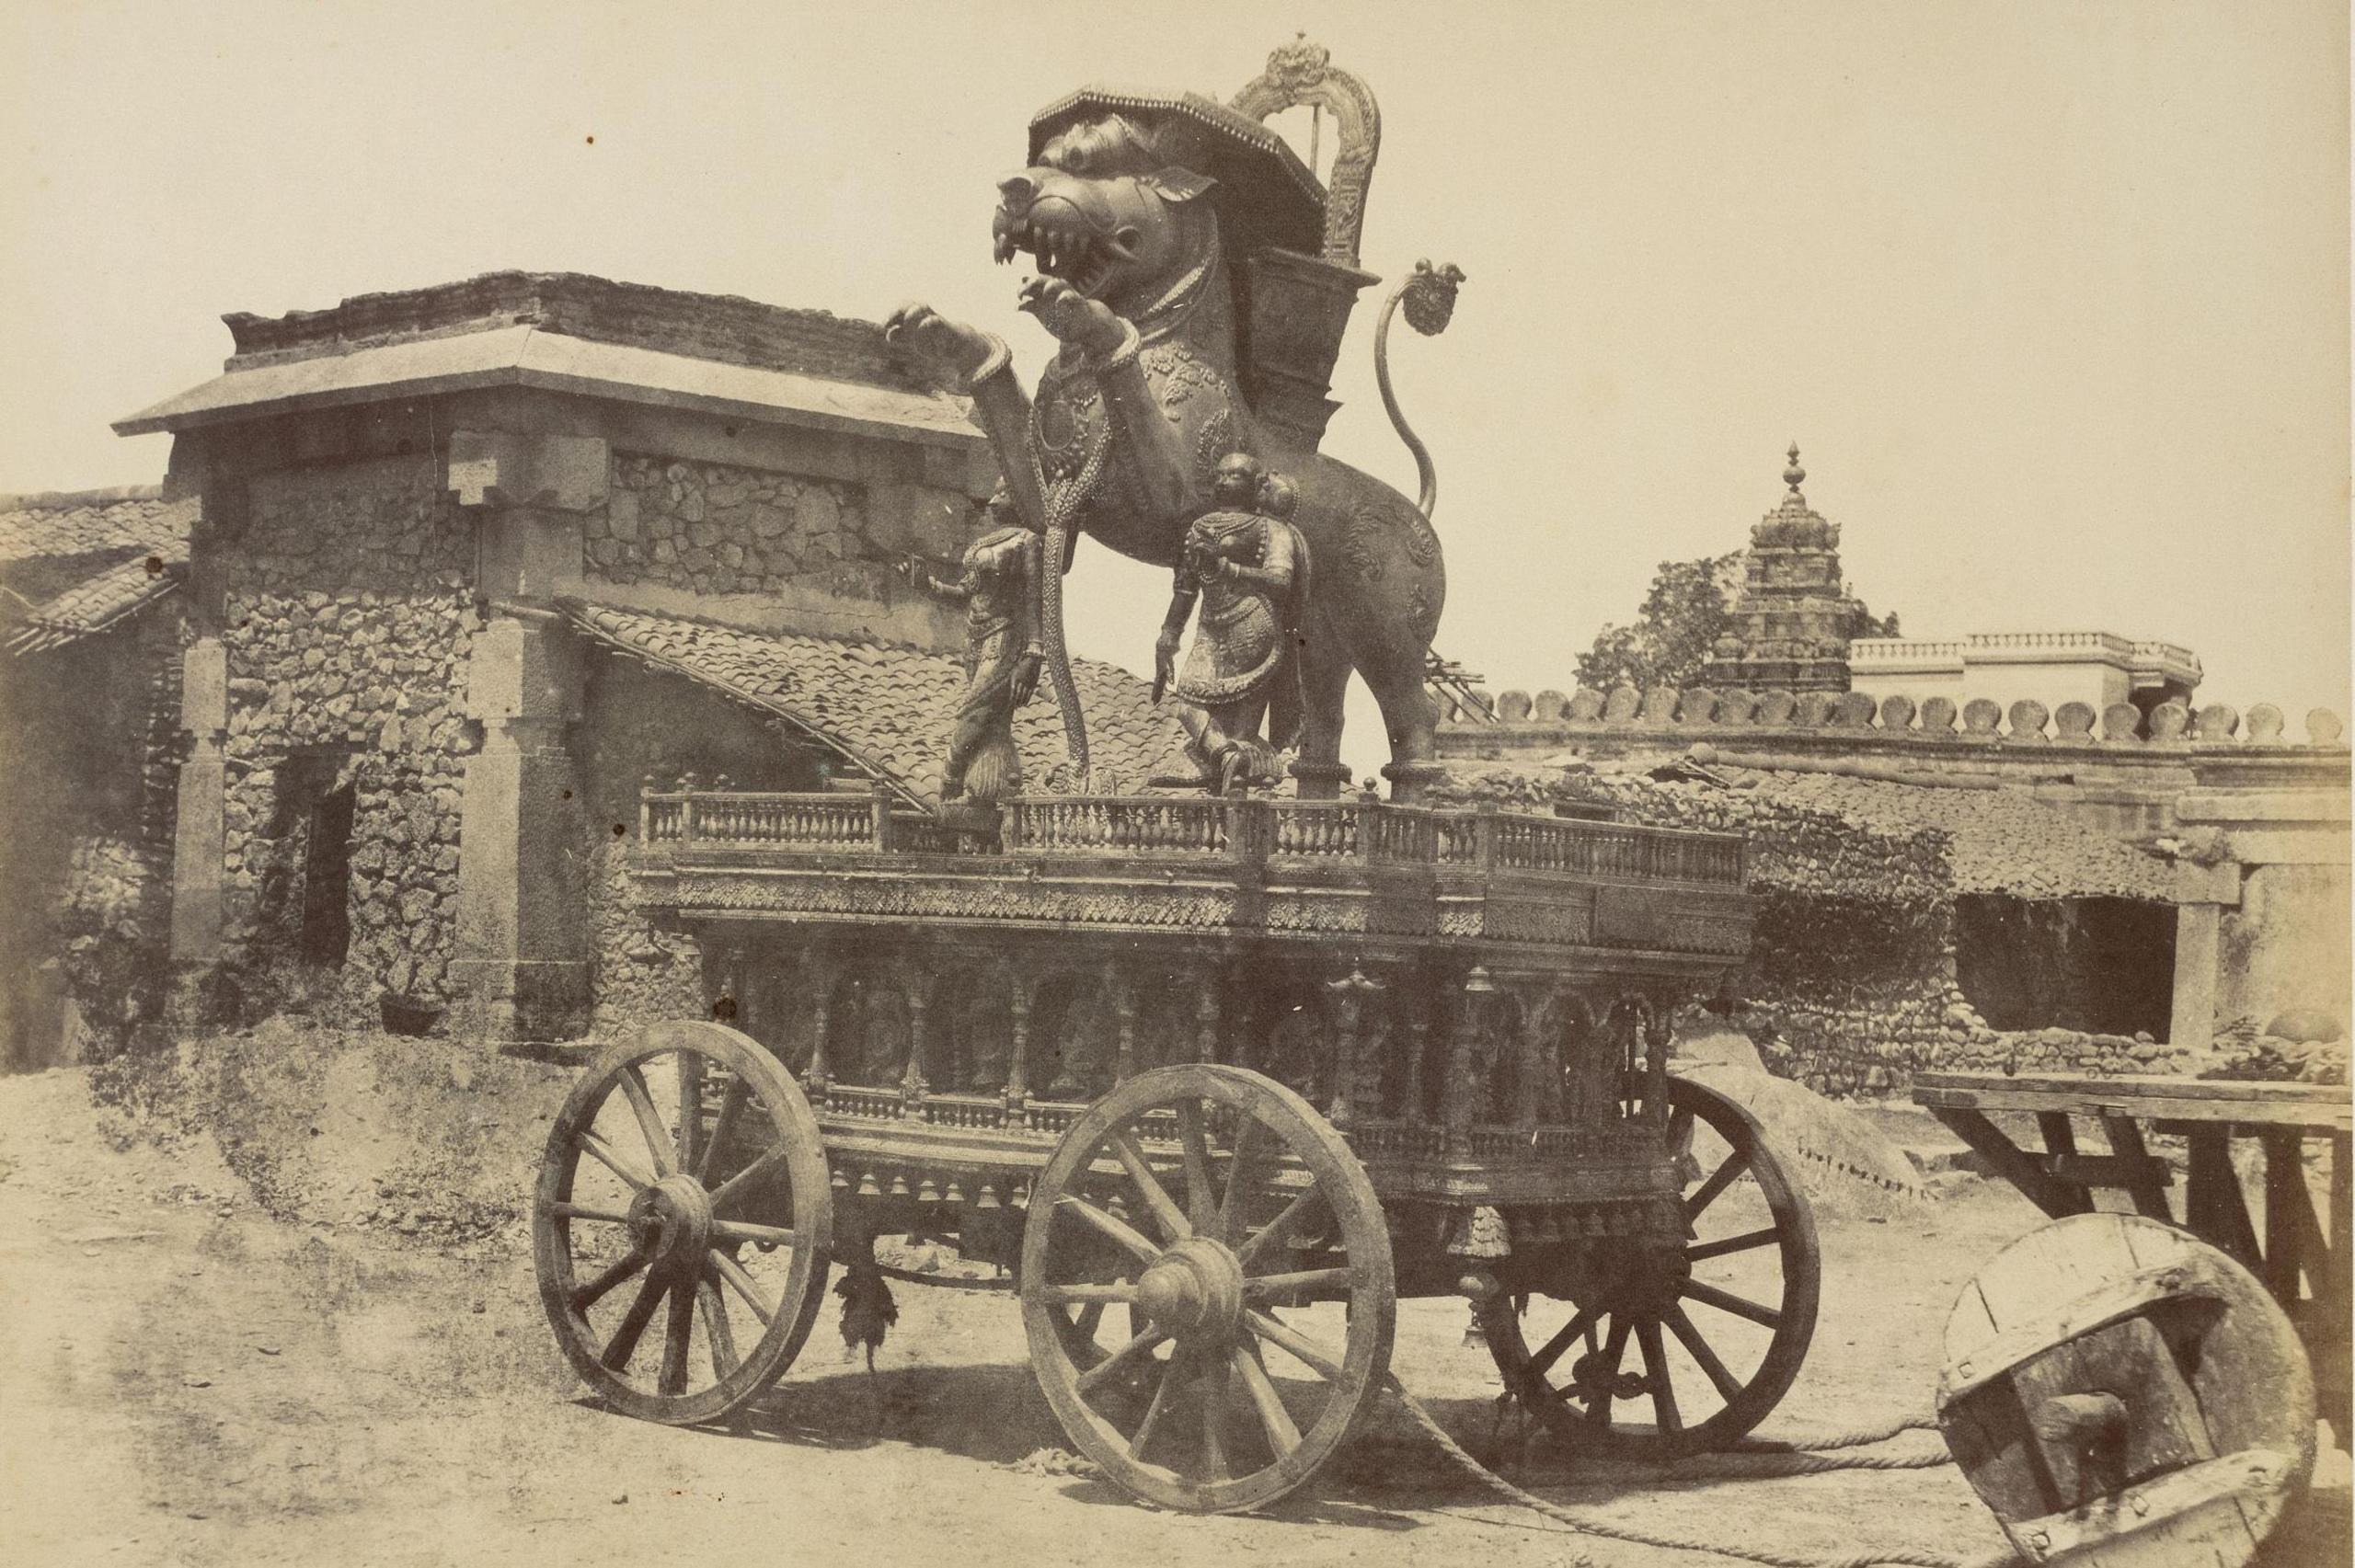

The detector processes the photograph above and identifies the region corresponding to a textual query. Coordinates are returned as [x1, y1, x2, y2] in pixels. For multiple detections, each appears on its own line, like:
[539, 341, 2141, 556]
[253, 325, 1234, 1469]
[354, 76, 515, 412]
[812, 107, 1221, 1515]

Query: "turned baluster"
[1326, 966, 1381, 1129]
[1110, 975, 1138, 1083]
[900, 974, 931, 1116]
[1444, 967, 1494, 1159]
[1004, 978, 1031, 1127]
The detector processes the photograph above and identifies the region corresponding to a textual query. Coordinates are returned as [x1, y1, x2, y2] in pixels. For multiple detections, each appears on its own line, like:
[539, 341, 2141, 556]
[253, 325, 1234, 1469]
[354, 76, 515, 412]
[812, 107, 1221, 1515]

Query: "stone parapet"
[1442, 682, 2346, 762]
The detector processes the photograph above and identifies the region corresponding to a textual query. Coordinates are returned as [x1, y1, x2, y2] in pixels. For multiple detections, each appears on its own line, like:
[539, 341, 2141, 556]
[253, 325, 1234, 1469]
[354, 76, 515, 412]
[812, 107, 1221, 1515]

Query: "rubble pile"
[1433, 762, 2195, 1096]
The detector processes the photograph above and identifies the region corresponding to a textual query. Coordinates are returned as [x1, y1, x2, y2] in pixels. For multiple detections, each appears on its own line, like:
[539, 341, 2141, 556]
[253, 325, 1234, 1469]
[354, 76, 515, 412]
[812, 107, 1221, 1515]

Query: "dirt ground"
[0, 1044, 2346, 1568]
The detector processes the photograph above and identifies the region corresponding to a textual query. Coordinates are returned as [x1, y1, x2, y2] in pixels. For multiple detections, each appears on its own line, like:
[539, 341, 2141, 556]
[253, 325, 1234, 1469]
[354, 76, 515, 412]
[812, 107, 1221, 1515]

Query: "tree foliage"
[1574, 552, 1900, 692]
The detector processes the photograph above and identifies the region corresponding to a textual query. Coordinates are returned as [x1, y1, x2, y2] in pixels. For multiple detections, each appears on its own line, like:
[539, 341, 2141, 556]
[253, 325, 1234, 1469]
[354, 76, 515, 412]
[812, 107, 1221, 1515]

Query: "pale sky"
[4, 1, 2347, 771]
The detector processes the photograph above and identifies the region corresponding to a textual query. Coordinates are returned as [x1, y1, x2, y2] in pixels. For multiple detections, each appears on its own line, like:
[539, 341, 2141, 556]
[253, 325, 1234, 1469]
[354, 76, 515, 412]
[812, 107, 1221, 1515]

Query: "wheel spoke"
[697, 1275, 740, 1379]
[1233, 1186, 1322, 1272]
[1244, 1308, 1342, 1382]
[579, 1129, 652, 1191]
[1129, 1350, 1178, 1459]
[601, 1270, 669, 1370]
[1056, 1194, 1159, 1265]
[547, 1202, 630, 1225]
[1241, 1267, 1352, 1301]
[1686, 1225, 1781, 1264]
[676, 1051, 705, 1175]
[569, 1249, 649, 1311]
[1683, 1150, 1749, 1221]
[1176, 1099, 1216, 1231]
[710, 1219, 797, 1249]
[1662, 1300, 1743, 1404]
[1199, 1347, 1232, 1482]
[1075, 1324, 1171, 1393]
[698, 1077, 749, 1187]
[1217, 1117, 1266, 1245]
[1233, 1340, 1302, 1457]
[1683, 1277, 1782, 1329]
[615, 1066, 679, 1178]
[709, 1250, 775, 1325]
[1105, 1128, 1190, 1242]
[660, 1279, 695, 1395]
[1584, 1317, 1630, 1425]
[1038, 1282, 1138, 1305]
[706, 1143, 788, 1216]
[1636, 1317, 1682, 1435]
[1523, 1304, 1599, 1381]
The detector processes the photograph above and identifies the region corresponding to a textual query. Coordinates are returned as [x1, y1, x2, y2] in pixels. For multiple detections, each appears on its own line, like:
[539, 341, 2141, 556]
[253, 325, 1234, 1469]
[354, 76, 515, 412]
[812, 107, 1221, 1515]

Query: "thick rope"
[1382, 1377, 2016, 1568]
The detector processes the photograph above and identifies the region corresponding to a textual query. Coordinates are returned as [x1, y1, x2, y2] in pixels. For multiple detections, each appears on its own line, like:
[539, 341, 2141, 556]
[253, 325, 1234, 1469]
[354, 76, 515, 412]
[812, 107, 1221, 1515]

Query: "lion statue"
[887, 54, 1460, 802]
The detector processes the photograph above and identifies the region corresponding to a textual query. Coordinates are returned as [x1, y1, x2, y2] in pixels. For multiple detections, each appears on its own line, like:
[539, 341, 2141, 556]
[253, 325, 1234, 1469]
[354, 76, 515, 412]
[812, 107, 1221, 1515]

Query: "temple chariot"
[529, 38, 1819, 1513]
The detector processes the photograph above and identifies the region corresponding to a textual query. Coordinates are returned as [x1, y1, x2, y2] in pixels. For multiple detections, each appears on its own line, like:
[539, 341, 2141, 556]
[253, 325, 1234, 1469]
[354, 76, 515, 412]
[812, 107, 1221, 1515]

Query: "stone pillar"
[2168, 901, 2223, 1051]
[451, 610, 590, 1040]
[446, 429, 604, 1042]
[168, 637, 228, 962]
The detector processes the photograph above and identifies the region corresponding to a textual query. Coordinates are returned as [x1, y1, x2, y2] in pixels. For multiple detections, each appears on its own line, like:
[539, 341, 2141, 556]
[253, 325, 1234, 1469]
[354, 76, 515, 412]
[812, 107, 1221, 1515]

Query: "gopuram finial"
[1783, 442, 1806, 497]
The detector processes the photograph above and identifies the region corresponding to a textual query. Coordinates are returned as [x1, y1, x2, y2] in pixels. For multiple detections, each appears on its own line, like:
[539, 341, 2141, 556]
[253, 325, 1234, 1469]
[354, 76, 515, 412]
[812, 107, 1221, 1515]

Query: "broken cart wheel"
[1021, 1064, 1396, 1513]
[1484, 1073, 1821, 1458]
[1937, 1212, 2315, 1568]
[534, 1020, 833, 1425]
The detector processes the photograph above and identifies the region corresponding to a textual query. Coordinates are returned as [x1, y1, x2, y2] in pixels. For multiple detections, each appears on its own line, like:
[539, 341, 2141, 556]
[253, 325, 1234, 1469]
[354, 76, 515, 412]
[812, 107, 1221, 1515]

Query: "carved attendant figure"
[1154, 452, 1309, 795]
[902, 501, 1043, 810]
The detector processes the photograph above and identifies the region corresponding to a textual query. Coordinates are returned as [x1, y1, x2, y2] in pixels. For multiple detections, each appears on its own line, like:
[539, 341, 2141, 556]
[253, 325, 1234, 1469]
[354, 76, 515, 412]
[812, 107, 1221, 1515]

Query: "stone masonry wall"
[219, 454, 477, 1006]
[590, 453, 889, 605]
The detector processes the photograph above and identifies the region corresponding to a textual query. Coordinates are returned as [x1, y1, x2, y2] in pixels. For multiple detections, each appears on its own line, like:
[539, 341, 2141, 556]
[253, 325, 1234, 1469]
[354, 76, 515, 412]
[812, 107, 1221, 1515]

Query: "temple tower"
[1702, 444, 1859, 693]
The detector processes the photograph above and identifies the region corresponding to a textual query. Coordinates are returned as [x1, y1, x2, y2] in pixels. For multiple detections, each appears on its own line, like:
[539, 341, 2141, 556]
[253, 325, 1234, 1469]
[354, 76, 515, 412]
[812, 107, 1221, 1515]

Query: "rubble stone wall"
[217, 454, 477, 1006]
[591, 453, 879, 602]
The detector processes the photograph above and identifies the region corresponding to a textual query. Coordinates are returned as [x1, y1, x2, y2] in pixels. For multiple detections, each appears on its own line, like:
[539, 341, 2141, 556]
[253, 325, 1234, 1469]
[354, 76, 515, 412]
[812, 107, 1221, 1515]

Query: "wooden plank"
[2185, 1127, 2264, 1273]
[1928, 1107, 2090, 1219]
[2101, 1116, 2174, 1221]
[1940, 1254, 2232, 1402]
[2039, 1111, 2080, 1162]
[2049, 1154, 2175, 1192]
[2257, 1129, 2309, 1304]
[2005, 1448, 2288, 1564]
[1913, 1072, 2352, 1132]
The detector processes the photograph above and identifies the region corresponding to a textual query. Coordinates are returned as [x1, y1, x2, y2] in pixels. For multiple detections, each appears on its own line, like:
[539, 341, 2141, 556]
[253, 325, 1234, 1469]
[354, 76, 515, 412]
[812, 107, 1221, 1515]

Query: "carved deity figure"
[903, 499, 1043, 809]
[1154, 453, 1310, 795]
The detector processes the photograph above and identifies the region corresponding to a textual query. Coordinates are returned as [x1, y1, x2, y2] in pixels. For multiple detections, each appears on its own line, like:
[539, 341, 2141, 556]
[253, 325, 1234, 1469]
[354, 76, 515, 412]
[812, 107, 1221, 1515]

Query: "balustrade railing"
[639, 785, 1743, 886]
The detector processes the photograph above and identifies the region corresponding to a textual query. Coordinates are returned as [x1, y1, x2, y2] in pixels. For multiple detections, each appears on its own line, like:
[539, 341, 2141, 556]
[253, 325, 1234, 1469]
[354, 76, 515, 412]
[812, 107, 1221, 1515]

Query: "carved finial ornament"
[1784, 442, 1806, 496]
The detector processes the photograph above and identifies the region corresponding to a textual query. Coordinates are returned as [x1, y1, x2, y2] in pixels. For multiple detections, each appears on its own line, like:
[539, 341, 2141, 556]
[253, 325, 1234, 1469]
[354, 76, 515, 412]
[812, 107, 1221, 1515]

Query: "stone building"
[108, 271, 1184, 1047]
[1847, 631, 2201, 717]
[0, 486, 194, 1068]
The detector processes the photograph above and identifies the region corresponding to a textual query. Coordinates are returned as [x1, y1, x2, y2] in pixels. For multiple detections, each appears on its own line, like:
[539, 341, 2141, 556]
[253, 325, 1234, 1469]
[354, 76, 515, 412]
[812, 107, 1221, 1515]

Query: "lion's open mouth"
[993, 203, 1134, 298]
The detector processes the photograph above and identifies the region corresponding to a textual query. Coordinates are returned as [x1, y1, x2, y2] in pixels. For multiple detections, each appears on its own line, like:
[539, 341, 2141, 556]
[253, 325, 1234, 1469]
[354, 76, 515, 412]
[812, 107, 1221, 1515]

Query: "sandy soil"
[0, 1051, 2344, 1568]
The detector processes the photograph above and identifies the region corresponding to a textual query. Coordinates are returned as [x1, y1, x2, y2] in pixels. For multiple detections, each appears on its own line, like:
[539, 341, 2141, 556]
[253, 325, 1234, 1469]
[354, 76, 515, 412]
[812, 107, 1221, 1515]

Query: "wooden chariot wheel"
[1485, 1074, 1820, 1458]
[533, 1020, 833, 1425]
[1020, 1064, 1396, 1513]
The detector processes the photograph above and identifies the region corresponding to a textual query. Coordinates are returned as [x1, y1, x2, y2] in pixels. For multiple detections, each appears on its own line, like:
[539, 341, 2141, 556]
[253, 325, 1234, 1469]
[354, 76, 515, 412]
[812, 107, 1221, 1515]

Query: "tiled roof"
[1, 487, 195, 656]
[560, 600, 1193, 807]
[4, 545, 188, 655]
[0, 487, 191, 567]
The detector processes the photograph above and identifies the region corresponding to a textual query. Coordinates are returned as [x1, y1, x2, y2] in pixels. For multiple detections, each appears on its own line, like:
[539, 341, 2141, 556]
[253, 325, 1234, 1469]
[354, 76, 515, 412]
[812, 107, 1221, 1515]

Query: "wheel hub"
[1134, 1235, 1244, 1341]
[627, 1174, 714, 1276]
